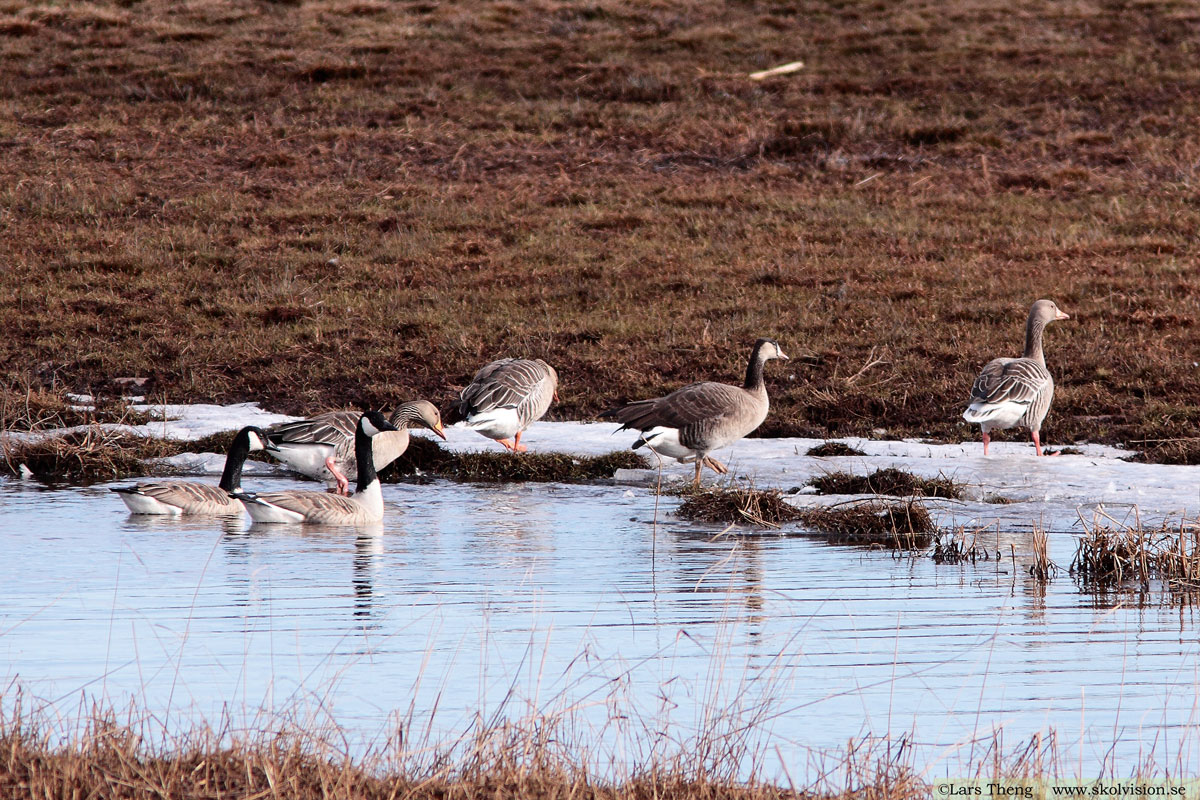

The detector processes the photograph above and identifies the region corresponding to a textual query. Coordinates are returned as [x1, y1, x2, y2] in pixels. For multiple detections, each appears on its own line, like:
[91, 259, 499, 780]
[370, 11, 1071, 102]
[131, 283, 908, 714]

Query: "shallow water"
[3, 467, 1199, 781]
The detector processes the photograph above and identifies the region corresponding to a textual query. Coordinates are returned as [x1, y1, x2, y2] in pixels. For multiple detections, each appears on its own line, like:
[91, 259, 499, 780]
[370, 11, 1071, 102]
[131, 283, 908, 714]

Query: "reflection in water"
[353, 531, 384, 624]
[2, 477, 1200, 780]
[665, 527, 767, 632]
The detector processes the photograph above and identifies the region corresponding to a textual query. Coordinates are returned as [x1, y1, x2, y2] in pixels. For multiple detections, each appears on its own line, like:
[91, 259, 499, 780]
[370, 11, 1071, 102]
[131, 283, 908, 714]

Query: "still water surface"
[2, 476, 1198, 779]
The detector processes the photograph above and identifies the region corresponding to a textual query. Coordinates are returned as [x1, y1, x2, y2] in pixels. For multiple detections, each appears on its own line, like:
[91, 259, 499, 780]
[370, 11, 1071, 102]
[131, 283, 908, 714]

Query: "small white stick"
[749, 60, 804, 80]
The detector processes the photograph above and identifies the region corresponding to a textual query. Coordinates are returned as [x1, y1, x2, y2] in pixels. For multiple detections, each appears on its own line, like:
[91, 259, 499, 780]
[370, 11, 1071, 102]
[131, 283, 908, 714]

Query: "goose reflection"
[353, 528, 384, 624]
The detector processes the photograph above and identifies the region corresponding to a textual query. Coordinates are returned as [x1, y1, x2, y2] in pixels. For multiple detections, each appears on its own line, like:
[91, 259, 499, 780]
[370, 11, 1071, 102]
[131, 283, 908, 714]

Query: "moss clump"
[799, 500, 934, 548]
[806, 441, 867, 457]
[3, 428, 176, 485]
[674, 486, 802, 527]
[381, 438, 650, 483]
[807, 468, 962, 499]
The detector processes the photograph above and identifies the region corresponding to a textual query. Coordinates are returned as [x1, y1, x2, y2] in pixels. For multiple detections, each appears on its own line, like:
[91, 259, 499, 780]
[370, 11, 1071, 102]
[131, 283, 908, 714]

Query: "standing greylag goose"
[448, 358, 558, 452]
[600, 338, 788, 486]
[111, 426, 267, 515]
[236, 411, 398, 525]
[963, 299, 1070, 456]
[264, 401, 445, 495]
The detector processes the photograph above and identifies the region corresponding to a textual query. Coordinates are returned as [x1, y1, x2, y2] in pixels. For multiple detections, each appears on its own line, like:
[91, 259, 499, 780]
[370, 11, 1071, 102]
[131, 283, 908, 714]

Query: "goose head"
[1030, 299, 1070, 324]
[238, 426, 269, 452]
[391, 400, 447, 440]
[753, 337, 789, 362]
[359, 410, 400, 438]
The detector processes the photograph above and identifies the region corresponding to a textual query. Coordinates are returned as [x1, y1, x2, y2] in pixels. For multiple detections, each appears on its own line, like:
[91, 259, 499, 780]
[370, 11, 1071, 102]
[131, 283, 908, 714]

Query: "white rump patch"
[242, 496, 307, 524]
[637, 427, 699, 462]
[466, 407, 522, 440]
[116, 491, 183, 516]
[963, 401, 1029, 429]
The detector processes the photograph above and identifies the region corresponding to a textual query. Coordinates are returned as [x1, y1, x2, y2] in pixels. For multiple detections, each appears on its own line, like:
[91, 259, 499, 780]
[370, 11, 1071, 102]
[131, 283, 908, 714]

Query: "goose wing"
[455, 359, 556, 422]
[602, 381, 745, 431]
[116, 481, 239, 514]
[266, 411, 357, 446]
[968, 358, 1050, 408]
[252, 490, 363, 518]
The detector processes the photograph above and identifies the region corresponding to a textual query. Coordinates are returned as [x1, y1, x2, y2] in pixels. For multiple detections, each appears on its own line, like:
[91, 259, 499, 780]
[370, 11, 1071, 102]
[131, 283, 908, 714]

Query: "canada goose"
[448, 358, 558, 452]
[963, 299, 1070, 456]
[235, 411, 398, 525]
[600, 338, 788, 486]
[264, 401, 445, 494]
[111, 426, 267, 515]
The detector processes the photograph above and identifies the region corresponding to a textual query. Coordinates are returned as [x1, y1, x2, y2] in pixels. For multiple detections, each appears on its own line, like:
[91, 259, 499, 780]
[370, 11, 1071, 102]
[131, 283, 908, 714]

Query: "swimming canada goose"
[111, 426, 267, 515]
[235, 411, 399, 525]
[600, 338, 788, 486]
[963, 299, 1070, 456]
[264, 401, 445, 494]
[448, 358, 558, 452]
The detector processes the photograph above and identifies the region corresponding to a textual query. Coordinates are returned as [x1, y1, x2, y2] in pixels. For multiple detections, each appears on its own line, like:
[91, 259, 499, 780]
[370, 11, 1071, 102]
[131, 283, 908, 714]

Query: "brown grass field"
[3, 0, 1200, 453]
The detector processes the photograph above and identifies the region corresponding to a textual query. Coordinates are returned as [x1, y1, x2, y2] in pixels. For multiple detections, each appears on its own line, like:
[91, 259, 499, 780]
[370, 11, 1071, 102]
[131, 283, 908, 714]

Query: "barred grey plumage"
[451, 358, 558, 452]
[600, 338, 789, 486]
[111, 426, 267, 515]
[264, 401, 445, 493]
[963, 299, 1069, 456]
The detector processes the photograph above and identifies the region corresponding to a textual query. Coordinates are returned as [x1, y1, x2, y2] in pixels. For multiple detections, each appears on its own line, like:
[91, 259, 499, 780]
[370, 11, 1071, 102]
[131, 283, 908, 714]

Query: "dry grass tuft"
[799, 500, 934, 548]
[931, 529, 993, 564]
[0, 706, 816, 800]
[382, 438, 649, 483]
[806, 441, 867, 457]
[1070, 519, 1200, 591]
[807, 468, 962, 499]
[1123, 439, 1200, 465]
[2, 427, 176, 484]
[674, 486, 802, 527]
[1029, 527, 1058, 581]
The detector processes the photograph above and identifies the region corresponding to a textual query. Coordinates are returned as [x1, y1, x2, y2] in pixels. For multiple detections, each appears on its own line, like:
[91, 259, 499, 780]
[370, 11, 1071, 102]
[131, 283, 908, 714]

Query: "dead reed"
[1028, 527, 1058, 581]
[799, 501, 934, 548]
[807, 468, 962, 499]
[931, 529, 993, 565]
[382, 437, 649, 483]
[0, 705, 809, 800]
[1, 427, 176, 485]
[674, 486, 802, 527]
[1069, 519, 1200, 591]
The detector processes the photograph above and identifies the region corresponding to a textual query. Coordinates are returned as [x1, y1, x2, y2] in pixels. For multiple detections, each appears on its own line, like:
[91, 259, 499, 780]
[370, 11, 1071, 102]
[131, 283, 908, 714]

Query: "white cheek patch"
[246, 431, 265, 451]
[361, 417, 380, 437]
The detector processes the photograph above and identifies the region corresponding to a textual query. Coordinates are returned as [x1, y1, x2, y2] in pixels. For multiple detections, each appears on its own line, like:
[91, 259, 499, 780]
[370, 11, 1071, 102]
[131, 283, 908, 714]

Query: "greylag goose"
[236, 411, 398, 524]
[111, 426, 267, 515]
[448, 358, 558, 452]
[600, 338, 788, 486]
[963, 299, 1070, 456]
[264, 401, 445, 494]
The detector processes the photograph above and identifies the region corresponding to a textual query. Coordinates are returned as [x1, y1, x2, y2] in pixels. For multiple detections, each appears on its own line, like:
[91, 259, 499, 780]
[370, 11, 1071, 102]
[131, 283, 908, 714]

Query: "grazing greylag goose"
[111, 426, 267, 515]
[264, 401, 445, 495]
[448, 358, 558, 452]
[236, 411, 398, 525]
[600, 338, 788, 486]
[963, 299, 1070, 456]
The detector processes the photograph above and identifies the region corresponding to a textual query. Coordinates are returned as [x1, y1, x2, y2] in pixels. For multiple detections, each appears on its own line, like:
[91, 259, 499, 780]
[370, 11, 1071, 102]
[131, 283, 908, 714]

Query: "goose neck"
[354, 424, 379, 494]
[743, 347, 766, 390]
[218, 430, 252, 492]
[1023, 314, 1047, 365]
